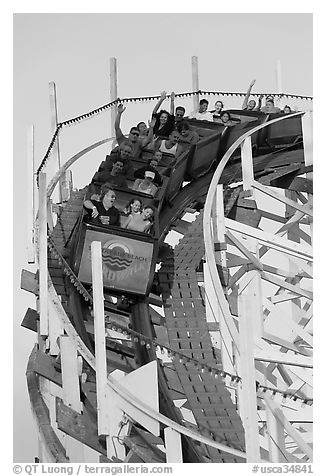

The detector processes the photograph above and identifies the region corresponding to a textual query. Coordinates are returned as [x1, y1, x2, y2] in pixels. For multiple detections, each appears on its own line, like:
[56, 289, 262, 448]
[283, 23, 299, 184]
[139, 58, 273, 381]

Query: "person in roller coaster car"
[123, 198, 143, 217]
[211, 100, 224, 121]
[151, 91, 175, 138]
[101, 141, 135, 179]
[259, 97, 281, 114]
[177, 121, 200, 145]
[189, 98, 214, 121]
[133, 151, 163, 186]
[283, 105, 292, 114]
[122, 205, 155, 233]
[83, 186, 121, 227]
[114, 104, 155, 158]
[215, 111, 234, 127]
[88, 157, 128, 197]
[157, 130, 183, 160]
[132, 170, 158, 196]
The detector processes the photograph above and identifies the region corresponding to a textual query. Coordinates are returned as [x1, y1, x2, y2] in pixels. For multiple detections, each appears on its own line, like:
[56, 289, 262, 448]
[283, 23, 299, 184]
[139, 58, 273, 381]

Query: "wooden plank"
[21, 307, 38, 332]
[21, 269, 39, 294]
[60, 335, 82, 413]
[56, 397, 106, 455]
[27, 345, 62, 386]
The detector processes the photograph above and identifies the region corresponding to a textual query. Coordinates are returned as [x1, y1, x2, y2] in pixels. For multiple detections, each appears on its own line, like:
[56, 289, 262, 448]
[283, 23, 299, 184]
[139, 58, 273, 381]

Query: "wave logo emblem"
[102, 240, 134, 272]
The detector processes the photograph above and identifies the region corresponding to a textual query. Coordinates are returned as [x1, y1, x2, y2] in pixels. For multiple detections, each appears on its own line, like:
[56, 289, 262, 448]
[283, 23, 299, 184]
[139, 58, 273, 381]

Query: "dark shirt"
[102, 154, 135, 179]
[152, 112, 175, 138]
[91, 170, 128, 189]
[86, 200, 121, 227]
[133, 165, 162, 186]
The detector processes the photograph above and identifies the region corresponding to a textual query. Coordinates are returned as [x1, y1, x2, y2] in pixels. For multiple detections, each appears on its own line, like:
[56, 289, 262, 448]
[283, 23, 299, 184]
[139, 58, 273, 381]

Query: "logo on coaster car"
[102, 241, 133, 271]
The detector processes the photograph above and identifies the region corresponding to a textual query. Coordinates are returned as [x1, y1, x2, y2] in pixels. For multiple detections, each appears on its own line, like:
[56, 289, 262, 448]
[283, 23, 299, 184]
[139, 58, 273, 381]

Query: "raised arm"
[115, 104, 126, 140]
[242, 79, 256, 109]
[170, 91, 175, 115]
[142, 117, 156, 147]
[152, 91, 167, 117]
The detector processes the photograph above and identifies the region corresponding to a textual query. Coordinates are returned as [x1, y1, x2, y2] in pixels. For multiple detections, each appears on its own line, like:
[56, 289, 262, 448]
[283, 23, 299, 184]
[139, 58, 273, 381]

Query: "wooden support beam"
[238, 294, 261, 462]
[191, 56, 199, 111]
[263, 395, 313, 460]
[27, 124, 35, 263]
[21, 270, 39, 296]
[60, 335, 82, 414]
[49, 82, 62, 203]
[261, 272, 312, 300]
[38, 172, 48, 336]
[164, 427, 183, 463]
[241, 136, 254, 193]
[252, 180, 313, 217]
[110, 57, 118, 140]
[91, 241, 109, 436]
[226, 217, 312, 262]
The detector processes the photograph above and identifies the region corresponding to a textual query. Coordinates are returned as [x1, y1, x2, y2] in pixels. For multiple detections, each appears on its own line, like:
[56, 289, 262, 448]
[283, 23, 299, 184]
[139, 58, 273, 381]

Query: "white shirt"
[189, 110, 214, 121]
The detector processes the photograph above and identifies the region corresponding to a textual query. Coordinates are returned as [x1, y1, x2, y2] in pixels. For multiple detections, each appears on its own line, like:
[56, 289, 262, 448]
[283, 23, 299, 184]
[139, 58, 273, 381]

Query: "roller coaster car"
[72, 188, 159, 298]
[258, 112, 304, 152]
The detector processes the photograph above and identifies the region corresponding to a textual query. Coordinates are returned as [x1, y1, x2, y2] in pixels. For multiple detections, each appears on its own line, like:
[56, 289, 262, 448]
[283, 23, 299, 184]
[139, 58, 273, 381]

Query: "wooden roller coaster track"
[21, 110, 313, 464]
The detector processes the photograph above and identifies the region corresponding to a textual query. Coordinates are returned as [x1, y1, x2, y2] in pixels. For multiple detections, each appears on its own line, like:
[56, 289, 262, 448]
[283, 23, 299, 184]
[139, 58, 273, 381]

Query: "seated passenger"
[216, 111, 233, 126]
[211, 100, 224, 121]
[283, 105, 292, 114]
[260, 98, 281, 114]
[122, 206, 155, 233]
[102, 141, 135, 179]
[124, 198, 143, 216]
[132, 171, 158, 196]
[189, 99, 214, 121]
[157, 130, 183, 159]
[134, 152, 163, 186]
[177, 121, 200, 145]
[115, 104, 154, 157]
[83, 186, 120, 227]
[169, 91, 186, 129]
[90, 157, 128, 194]
[151, 91, 175, 138]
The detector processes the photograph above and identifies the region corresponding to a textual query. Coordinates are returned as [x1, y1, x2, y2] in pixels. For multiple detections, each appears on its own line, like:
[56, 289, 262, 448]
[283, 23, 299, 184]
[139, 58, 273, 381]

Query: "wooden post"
[27, 125, 35, 263]
[275, 59, 283, 108]
[241, 136, 254, 194]
[238, 293, 261, 462]
[38, 172, 48, 337]
[110, 57, 118, 140]
[264, 397, 287, 462]
[49, 82, 62, 203]
[191, 56, 199, 112]
[91, 241, 109, 436]
[164, 427, 183, 462]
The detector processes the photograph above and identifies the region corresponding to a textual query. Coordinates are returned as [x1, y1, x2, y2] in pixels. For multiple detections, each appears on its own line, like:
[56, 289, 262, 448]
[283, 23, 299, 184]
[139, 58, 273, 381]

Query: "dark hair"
[221, 111, 231, 122]
[176, 106, 185, 114]
[215, 100, 224, 109]
[283, 105, 292, 113]
[125, 198, 143, 215]
[143, 205, 155, 221]
[137, 121, 146, 129]
[199, 99, 209, 106]
[129, 126, 140, 134]
[266, 98, 274, 105]
[177, 121, 190, 133]
[158, 109, 170, 118]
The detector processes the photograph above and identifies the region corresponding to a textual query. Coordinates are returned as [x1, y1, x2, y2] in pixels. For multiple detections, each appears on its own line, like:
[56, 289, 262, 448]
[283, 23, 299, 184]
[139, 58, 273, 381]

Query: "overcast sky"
[10, 6, 315, 465]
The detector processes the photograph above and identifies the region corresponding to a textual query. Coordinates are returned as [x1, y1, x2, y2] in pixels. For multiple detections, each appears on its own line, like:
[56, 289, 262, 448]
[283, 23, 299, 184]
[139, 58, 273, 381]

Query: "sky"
[7, 4, 317, 467]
